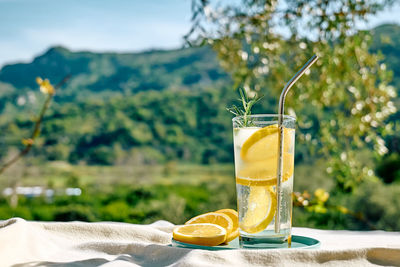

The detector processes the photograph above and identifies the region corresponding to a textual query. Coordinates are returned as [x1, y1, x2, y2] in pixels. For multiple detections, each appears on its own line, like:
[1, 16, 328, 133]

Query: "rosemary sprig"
[227, 88, 263, 127]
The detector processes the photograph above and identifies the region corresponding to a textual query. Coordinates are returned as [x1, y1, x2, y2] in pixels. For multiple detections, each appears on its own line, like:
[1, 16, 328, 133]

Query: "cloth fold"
[0, 218, 399, 267]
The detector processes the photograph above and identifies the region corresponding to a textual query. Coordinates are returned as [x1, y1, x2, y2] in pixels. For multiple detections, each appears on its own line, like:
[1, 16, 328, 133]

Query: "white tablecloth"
[1, 218, 399, 266]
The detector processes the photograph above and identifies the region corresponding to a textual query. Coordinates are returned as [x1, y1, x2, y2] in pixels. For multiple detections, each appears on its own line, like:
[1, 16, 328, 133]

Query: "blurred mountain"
[370, 24, 400, 89]
[0, 45, 229, 101]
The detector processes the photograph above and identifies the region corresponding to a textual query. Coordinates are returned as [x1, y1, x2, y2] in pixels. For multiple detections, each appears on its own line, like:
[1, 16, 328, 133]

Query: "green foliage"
[1, 88, 238, 166]
[376, 153, 400, 183]
[0, 204, 33, 220]
[187, 0, 397, 193]
[101, 201, 132, 222]
[350, 181, 400, 230]
[53, 205, 96, 222]
[87, 146, 117, 165]
[293, 179, 400, 231]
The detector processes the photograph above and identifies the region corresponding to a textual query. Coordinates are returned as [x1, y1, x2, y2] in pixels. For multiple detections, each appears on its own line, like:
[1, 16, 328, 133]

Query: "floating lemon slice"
[185, 212, 234, 239]
[237, 124, 294, 186]
[215, 209, 239, 242]
[240, 124, 294, 162]
[240, 186, 276, 234]
[173, 223, 227, 246]
[237, 153, 294, 186]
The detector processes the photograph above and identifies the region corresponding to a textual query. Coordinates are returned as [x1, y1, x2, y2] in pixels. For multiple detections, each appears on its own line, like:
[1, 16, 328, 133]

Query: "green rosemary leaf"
[227, 88, 263, 127]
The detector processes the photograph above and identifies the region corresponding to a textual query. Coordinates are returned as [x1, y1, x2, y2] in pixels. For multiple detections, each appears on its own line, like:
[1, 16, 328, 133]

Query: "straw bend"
[278, 54, 319, 120]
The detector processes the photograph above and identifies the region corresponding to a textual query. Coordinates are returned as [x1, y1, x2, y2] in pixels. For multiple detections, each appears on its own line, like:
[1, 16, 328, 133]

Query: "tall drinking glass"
[233, 114, 296, 248]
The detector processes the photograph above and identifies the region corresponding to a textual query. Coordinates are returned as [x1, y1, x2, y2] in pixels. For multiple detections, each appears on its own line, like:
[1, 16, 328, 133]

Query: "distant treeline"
[0, 88, 227, 165]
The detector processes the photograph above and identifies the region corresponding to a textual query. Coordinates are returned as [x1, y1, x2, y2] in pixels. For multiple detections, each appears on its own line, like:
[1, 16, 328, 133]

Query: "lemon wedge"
[240, 186, 276, 234]
[215, 209, 239, 242]
[173, 223, 227, 246]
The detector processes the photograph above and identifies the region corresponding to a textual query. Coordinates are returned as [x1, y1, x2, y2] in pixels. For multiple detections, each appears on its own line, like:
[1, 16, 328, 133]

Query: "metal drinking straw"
[275, 54, 318, 233]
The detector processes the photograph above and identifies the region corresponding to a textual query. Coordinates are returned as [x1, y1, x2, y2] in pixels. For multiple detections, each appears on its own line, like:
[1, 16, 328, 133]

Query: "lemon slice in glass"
[240, 124, 294, 162]
[237, 124, 294, 186]
[237, 153, 294, 186]
[240, 186, 276, 234]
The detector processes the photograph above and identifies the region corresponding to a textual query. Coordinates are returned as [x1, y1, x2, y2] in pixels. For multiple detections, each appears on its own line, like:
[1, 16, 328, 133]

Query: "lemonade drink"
[233, 115, 295, 248]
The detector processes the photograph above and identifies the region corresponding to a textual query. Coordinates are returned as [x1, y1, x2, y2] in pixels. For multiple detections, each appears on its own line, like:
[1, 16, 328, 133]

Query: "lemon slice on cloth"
[173, 223, 227, 246]
[240, 186, 276, 234]
[215, 209, 239, 242]
[240, 124, 294, 162]
[185, 212, 234, 237]
[237, 153, 294, 186]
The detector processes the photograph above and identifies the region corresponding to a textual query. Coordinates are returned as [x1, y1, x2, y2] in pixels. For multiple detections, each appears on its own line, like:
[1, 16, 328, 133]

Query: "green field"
[0, 160, 352, 227]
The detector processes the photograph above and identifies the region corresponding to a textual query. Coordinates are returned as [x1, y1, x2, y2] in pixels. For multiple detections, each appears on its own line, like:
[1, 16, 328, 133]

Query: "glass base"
[239, 229, 292, 249]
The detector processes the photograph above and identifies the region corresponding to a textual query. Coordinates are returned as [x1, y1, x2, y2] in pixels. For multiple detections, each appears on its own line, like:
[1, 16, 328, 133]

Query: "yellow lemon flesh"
[240, 124, 294, 162]
[215, 209, 239, 242]
[237, 153, 294, 186]
[173, 223, 227, 246]
[185, 212, 234, 239]
[237, 124, 294, 187]
[240, 186, 276, 234]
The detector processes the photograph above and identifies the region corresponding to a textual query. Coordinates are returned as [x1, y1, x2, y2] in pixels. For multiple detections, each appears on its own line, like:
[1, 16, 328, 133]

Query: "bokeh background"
[0, 0, 399, 230]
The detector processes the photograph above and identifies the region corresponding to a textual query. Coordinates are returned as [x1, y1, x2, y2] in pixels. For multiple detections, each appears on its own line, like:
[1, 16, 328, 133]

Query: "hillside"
[370, 24, 400, 89]
[0, 45, 229, 105]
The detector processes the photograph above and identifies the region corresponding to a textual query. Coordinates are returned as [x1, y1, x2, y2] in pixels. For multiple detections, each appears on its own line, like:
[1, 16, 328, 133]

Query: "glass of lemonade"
[233, 114, 296, 248]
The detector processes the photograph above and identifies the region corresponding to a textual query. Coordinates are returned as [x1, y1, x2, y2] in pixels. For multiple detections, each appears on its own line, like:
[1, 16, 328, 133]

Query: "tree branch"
[0, 75, 71, 175]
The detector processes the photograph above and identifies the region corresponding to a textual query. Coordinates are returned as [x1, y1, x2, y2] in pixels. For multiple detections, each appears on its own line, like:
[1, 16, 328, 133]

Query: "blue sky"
[0, 0, 399, 67]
